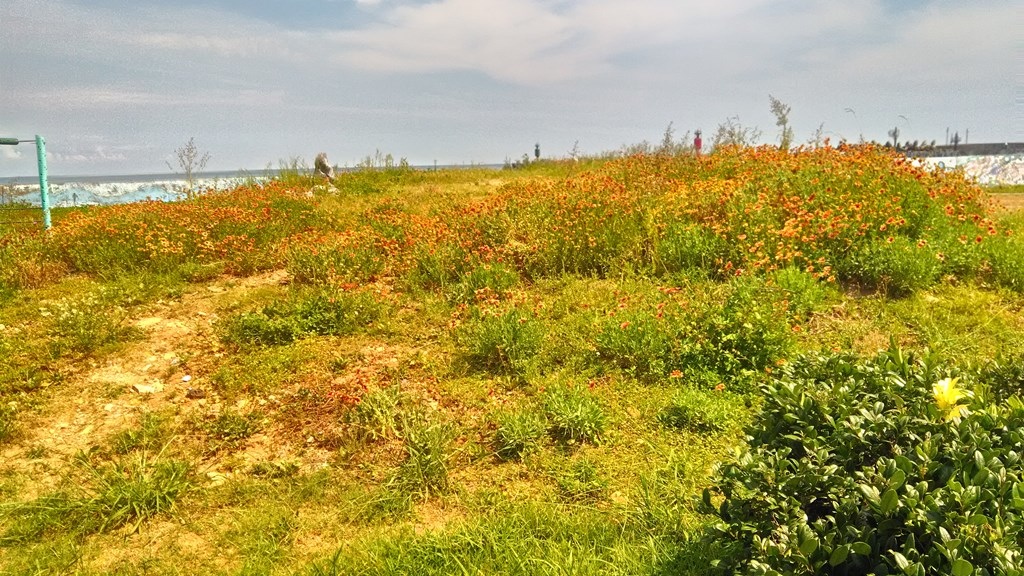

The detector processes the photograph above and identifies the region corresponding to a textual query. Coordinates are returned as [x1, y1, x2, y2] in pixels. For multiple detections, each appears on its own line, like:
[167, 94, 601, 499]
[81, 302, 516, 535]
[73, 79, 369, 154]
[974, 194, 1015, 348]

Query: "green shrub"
[634, 452, 690, 538]
[684, 276, 794, 387]
[935, 232, 986, 279]
[977, 351, 1024, 402]
[493, 408, 546, 460]
[404, 242, 467, 291]
[221, 312, 300, 346]
[286, 233, 388, 285]
[288, 290, 384, 336]
[987, 235, 1024, 292]
[594, 309, 673, 379]
[705, 347, 1023, 575]
[85, 457, 192, 534]
[249, 460, 300, 479]
[211, 346, 307, 398]
[594, 277, 793, 388]
[177, 261, 225, 283]
[543, 384, 605, 445]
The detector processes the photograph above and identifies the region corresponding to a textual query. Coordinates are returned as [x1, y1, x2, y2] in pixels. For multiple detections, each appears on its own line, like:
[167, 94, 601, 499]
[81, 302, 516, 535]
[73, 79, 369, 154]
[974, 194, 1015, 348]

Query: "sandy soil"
[991, 193, 1024, 212]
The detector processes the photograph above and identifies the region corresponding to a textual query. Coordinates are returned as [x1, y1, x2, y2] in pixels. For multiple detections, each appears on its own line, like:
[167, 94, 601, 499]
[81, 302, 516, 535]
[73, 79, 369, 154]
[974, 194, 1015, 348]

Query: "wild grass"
[1, 453, 192, 544]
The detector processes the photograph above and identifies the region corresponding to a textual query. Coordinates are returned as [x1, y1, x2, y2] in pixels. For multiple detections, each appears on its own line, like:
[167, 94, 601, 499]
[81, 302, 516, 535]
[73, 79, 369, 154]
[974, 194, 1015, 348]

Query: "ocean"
[0, 170, 277, 208]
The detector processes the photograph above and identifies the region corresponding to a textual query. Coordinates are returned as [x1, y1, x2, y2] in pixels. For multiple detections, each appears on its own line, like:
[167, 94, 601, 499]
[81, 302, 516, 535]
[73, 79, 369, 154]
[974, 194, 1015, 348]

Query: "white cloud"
[9, 86, 288, 111]
[1, 147, 24, 160]
[834, 3, 1018, 84]
[1, 0, 1017, 174]
[325, 0, 889, 85]
[49, 147, 128, 164]
[332, 0, 580, 83]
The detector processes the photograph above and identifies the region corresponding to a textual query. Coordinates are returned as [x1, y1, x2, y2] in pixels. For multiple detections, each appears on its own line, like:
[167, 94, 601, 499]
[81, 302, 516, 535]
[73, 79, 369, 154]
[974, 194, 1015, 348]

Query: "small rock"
[133, 382, 165, 394]
[135, 317, 163, 329]
[182, 375, 192, 382]
[186, 388, 206, 399]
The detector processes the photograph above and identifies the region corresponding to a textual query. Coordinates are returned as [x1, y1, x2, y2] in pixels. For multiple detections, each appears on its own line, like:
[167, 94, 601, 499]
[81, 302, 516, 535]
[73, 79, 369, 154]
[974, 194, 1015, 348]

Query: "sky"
[0, 0, 1020, 177]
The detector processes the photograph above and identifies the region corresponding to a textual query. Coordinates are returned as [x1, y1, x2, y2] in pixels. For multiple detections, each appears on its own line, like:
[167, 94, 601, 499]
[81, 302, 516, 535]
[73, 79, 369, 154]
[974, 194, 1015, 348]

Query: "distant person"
[694, 130, 703, 155]
[314, 152, 335, 182]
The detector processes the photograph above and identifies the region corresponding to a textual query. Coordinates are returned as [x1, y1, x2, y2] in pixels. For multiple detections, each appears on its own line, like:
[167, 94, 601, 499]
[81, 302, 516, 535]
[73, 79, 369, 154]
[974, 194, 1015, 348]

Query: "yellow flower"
[933, 377, 969, 422]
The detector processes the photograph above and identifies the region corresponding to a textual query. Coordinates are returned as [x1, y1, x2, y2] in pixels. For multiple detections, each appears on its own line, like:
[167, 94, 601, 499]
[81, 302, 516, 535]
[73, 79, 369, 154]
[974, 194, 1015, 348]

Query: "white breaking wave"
[1, 175, 265, 208]
[917, 155, 1024, 185]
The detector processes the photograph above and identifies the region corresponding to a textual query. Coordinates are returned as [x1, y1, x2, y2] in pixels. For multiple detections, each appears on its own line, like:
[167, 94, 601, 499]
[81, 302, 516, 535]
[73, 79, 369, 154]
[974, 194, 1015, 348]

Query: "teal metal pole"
[35, 135, 51, 229]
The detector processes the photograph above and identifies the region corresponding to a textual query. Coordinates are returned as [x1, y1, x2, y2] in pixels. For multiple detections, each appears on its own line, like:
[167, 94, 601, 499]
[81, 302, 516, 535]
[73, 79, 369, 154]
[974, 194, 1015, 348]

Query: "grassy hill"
[1, 146, 1022, 574]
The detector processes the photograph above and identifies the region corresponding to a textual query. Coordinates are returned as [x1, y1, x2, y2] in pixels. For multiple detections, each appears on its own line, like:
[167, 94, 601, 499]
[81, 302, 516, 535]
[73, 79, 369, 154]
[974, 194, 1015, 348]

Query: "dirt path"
[1, 270, 294, 495]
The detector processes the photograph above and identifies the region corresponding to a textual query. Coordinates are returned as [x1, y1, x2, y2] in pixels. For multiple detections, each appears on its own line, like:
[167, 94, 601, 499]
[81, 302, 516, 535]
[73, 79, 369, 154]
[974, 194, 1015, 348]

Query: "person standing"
[314, 152, 335, 182]
[693, 130, 703, 155]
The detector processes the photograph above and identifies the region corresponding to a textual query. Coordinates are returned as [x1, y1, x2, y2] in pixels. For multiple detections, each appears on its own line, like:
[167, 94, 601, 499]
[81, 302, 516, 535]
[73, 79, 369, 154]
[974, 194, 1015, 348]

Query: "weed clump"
[0, 402, 17, 444]
[493, 408, 546, 460]
[204, 410, 261, 447]
[390, 417, 456, 499]
[44, 293, 137, 356]
[542, 384, 605, 445]
[345, 385, 402, 442]
[555, 457, 608, 502]
[110, 412, 169, 454]
[2, 455, 193, 542]
[658, 388, 746, 434]
[220, 289, 384, 347]
[457, 306, 543, 380]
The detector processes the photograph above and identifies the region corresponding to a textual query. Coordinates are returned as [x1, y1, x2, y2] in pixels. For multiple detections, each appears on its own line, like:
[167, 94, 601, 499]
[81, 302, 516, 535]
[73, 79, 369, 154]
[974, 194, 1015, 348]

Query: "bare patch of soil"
[0, 270, 294, 492]
[990, 193, 1024, 212]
